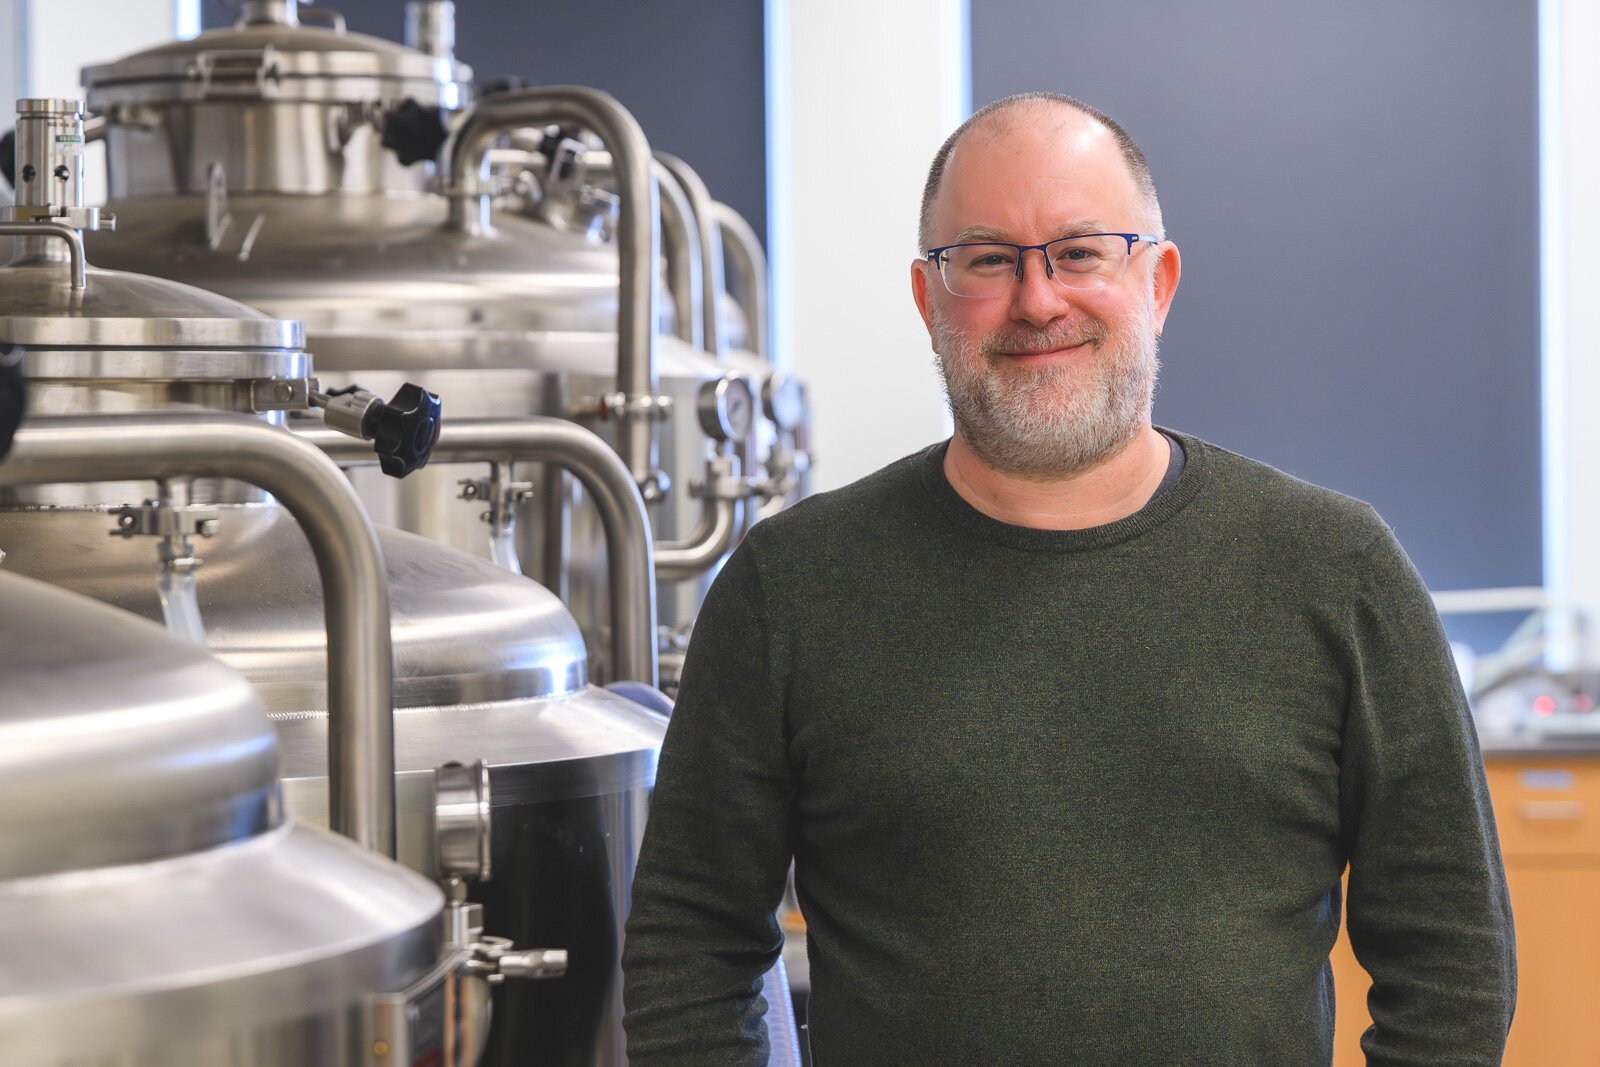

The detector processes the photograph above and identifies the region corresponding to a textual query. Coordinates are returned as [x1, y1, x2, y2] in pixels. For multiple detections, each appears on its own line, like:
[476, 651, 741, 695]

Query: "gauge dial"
[696, 373, 755, 441]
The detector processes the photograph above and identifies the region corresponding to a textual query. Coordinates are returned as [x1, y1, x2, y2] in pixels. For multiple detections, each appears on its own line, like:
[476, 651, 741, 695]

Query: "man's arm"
[1340, 525, 1517, 1065]
[623, 540, 796, 1066]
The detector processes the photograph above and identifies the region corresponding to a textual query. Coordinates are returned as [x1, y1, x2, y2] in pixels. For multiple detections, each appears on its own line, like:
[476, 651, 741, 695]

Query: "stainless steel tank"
[0, 97, 737, 1067]
[74, 0, 806, 690]
[0, 568, 458, 1066]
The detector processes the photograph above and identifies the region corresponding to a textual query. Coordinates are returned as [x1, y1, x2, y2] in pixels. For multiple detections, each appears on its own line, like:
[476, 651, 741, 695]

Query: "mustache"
[978, 320, 1109, 357]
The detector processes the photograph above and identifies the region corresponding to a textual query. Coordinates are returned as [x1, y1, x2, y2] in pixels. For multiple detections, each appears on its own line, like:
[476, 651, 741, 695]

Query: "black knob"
[380, 99, 450, 167]
[476, 76, 532, 96]
[0, 344, 27, 460]
[0, 129, 13, 188]
[363, 382, 441, 479]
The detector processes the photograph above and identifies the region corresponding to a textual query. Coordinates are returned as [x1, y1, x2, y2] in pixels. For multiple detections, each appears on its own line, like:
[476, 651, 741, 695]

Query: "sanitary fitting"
[438, 859, 567, 984]
[573, 390, 673, 424]
[109, 497, 221, 572]
[690, 453, 753, 502]
[462, 932, 568, 984]
[458, 468, 533, 530]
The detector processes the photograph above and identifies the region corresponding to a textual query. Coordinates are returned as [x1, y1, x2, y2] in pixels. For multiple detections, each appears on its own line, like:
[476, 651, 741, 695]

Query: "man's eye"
[1054, 245, 1100, 265]
[962, 249, 1016, 273]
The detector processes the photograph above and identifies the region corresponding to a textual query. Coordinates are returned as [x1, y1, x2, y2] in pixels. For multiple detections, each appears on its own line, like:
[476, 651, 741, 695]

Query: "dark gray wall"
[201, 0, 768, 242]
[972, 0, 1542, 651]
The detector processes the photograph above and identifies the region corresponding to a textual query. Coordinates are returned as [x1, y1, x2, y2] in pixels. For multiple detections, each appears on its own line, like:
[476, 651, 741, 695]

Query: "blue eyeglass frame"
[924, 232, 1163, 283]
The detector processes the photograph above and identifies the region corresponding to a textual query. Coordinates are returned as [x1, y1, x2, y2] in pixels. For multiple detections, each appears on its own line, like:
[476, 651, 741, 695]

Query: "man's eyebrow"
[949, 225, 1011, 244]
[946, 221, 1107, 244]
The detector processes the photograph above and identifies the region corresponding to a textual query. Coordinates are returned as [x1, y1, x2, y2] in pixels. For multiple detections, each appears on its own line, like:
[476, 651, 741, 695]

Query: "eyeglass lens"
[938, 235, 1132, 298]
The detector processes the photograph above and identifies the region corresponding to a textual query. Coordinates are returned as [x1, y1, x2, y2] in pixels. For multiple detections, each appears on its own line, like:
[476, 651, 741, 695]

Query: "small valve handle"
[1, 129, 14, 189]
[366, 382, 442, 479]
[380, 98, 450, 167]
[496, 949, 568, 980]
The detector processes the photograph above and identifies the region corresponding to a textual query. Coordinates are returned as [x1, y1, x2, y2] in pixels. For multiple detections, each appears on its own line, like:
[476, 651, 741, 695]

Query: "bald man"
[623, 94, 1514, 1066]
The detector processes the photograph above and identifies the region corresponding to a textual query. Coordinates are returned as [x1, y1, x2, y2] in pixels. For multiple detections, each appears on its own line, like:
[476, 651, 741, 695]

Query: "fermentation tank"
[0, 570, 473, 1066]
[73, 0, 808, 687]
[0, 97, 806, 1067]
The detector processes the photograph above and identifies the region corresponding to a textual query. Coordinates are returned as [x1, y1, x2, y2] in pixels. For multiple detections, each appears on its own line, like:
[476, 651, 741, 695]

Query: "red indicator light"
[1534, 695, 1557, 716]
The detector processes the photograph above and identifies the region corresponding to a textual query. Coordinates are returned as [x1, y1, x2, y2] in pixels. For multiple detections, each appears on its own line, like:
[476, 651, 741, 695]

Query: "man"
[623, 93, 1515, 1065]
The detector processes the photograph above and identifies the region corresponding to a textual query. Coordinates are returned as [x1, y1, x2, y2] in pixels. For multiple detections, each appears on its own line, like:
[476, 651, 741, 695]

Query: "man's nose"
[1008, 249, 1070, 328]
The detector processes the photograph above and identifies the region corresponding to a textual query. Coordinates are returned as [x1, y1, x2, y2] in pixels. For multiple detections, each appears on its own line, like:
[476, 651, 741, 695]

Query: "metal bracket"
[1, 204, 115, 232]
[248, 376, 313, 412]
[189, 46, 283, 98]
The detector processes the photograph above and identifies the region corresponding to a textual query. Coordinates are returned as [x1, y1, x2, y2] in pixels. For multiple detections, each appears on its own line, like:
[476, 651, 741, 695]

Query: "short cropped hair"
[917, 92, 1164, 250]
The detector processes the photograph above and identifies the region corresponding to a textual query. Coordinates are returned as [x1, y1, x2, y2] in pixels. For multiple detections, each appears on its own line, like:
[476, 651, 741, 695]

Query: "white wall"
[0, 0, 24, 207]
[1544, 0, 1600, 635]
[768, 0, 969, 493]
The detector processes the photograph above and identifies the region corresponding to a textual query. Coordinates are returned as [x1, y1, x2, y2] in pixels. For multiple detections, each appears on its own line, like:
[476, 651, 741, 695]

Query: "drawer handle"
[1518, 801, 1584, 821]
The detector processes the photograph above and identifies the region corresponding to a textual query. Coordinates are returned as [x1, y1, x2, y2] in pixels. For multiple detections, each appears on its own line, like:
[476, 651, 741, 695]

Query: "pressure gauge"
[697, 373, 755, 442]
[762, 372, 806, 433]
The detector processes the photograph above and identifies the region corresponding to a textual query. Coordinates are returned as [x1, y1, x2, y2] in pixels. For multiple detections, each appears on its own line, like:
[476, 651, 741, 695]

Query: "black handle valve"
[365, 382, 442, 479]
[380, 99, 450, 167]
[0, 344, 26, 460]
[1, 129, 15, 189]
[476, 76, 532, 97]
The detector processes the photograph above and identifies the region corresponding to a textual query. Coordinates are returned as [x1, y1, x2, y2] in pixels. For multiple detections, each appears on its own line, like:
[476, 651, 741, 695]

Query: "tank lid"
[0, 261, 308, 357]
[82, 17, 472, 107]
[0, 571, 281, 880]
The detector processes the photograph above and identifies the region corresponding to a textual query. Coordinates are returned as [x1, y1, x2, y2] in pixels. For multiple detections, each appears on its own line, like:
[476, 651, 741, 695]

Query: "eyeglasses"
[923, 233, 1162, 299]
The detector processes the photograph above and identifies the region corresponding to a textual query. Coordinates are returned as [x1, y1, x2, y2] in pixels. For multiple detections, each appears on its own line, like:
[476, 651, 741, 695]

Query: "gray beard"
[933, 300, 1160, 479]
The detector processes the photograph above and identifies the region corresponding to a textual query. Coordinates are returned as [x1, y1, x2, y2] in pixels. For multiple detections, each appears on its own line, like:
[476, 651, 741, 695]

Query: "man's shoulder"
[1175, 430, 1393, 555]
[746, 443, 940, 552]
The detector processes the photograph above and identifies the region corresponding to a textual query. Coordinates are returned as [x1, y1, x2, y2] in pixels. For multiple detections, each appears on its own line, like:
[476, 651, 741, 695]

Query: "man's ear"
[911, 258, 937, 344]
[1151, 242, 1182, 335]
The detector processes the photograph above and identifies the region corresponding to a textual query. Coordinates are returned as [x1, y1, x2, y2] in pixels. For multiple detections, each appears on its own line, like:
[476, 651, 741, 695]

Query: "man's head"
[911, 94, 1180, 480]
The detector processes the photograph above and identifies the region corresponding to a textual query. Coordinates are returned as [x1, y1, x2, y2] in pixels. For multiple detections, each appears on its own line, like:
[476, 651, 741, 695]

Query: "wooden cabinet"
[1332, 757, 1600, 1065]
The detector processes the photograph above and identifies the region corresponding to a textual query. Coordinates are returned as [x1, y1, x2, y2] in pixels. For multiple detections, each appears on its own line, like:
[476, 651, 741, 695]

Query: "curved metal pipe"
[297, 416, 658, 686]
[443, 87, 662, 498]
[655, 152, 725, 359]
[655, 496, 738, 581]
[654, 159, 702, 348]
[0, 413, 396, 856]
[441, 86, 659, 495]
[0, 222, 86, 289]
[558, 149, 700, 348]
[713, 201, 770, 362]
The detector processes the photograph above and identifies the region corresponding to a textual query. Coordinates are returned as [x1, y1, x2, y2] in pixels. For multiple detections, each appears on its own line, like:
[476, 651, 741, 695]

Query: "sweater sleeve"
[1339, 523, 1516, 1065]
[622, 539, 796, 1066]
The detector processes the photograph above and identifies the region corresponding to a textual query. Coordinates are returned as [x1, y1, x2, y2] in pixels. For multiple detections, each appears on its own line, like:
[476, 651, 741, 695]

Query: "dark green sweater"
[623, 433, 1515, 1066]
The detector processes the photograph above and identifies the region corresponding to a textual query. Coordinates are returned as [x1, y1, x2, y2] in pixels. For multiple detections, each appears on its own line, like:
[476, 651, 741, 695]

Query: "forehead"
[931, 105, 1142, 244]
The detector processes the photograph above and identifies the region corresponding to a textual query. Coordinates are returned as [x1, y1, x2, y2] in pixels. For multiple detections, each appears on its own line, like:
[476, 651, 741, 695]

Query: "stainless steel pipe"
[654, 158, 703, 349]
[0, 222, 86, 289]
[297, 416, 659, 687]
[655, 496, 738, 581]
[656, 152, 726, 359]
[0, 412, 397, 857]
[714, 201, 770, 362]
[443, 87, 663, 499]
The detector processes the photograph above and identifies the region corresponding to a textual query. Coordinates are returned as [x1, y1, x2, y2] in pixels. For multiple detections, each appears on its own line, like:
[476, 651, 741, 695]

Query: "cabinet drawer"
[1487, 760, 1600, 858]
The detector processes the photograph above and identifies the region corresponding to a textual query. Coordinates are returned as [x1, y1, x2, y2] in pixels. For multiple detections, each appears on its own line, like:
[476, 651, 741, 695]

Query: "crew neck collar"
[918, 427, 1209, 552]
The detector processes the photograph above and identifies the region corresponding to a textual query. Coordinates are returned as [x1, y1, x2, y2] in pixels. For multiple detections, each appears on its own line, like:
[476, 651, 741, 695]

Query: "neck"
[943, 423, 1170, 530]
